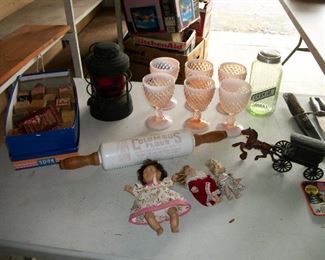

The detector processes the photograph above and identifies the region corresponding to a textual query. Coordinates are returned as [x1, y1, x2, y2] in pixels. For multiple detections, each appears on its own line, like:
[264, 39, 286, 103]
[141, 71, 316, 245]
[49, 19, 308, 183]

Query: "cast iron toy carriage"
[233, 128, 325, 181]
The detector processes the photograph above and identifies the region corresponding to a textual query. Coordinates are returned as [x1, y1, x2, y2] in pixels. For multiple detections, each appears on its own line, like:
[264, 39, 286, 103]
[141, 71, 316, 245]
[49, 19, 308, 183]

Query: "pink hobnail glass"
[142, 73, 175, 130]
[218, 62, 247, 82]
[184, 76, 216, 133]
[184, 59, 214, 111]
[150, 57, 180, 110]
[216, 79, 251, 137]
[217, 62, 247, 113]
[185, 59, 214, 78]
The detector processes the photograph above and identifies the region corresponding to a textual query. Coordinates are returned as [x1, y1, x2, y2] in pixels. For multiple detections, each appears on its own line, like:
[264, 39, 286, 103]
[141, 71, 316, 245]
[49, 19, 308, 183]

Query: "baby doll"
[206, 158, 245, 200]
[176, 165, 222, 207]
[124, 159, 191, 235]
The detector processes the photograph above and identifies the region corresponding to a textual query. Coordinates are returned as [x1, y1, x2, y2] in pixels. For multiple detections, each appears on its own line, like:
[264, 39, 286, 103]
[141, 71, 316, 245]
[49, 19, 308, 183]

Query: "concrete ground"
[207, 0, 325, 95]
[211, 0, 296, 34]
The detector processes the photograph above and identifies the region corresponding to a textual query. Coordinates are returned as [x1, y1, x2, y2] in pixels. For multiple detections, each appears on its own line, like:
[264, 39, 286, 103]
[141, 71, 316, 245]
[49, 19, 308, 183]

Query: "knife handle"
[283, 93, 305, 115]
[283, 93, 322, 140]
[315, 97, 325, 111]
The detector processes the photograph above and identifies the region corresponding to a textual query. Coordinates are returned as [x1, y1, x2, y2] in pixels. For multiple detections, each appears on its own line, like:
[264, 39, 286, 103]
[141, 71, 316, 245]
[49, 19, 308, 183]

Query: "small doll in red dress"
[176, 165, 222, 207]
[124, 159, 191, 235]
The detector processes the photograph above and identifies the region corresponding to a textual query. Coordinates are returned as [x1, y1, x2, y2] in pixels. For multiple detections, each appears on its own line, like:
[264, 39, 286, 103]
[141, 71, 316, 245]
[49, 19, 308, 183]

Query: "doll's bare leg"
[212, 195, 222, 204]
[224, 184, 233, 200]
[144, 212, 163, 235]
[167, 207, 179, 233]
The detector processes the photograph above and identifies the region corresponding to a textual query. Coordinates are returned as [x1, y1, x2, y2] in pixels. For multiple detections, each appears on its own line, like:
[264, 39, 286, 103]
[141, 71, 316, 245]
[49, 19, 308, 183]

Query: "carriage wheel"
[273, 140, 290, 153]
[303, 168, 324, 181]
[272, 159, 292, 173]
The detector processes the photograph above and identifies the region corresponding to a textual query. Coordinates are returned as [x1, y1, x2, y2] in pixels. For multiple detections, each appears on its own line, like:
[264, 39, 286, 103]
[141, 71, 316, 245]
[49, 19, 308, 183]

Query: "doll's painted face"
[143, 165, 162, 184]
[209, 161, 225, 175]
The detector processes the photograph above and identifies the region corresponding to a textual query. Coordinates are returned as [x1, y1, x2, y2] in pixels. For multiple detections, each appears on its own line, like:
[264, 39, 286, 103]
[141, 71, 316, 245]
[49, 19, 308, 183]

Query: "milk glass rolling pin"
[59, 129, 227, 170]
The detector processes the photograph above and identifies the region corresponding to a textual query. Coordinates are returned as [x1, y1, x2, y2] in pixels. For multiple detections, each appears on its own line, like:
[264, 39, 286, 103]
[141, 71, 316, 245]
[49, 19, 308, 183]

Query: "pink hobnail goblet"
[218, 62, 247, 82]
[185, 59, 214, 78]
[216, 78, 251, 137]
[216, 62, 247, 113]
[184, 76, 216, 133]
[184, 59, 214, 111]
[150, 57, 180, 110]
[142, 73, 175, 130]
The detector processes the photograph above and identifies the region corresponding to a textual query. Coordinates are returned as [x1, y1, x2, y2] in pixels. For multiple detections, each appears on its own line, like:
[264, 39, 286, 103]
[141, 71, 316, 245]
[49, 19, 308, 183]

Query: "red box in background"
[189, 1, 212, 38]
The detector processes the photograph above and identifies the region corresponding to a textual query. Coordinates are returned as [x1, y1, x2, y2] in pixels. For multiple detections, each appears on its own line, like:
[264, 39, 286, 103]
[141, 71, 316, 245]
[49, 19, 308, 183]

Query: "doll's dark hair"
[137, 159, 168, 184]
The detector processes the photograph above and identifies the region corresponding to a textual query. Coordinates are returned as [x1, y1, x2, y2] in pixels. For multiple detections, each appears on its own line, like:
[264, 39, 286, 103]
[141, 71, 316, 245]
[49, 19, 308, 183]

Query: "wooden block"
[58, 121, 73, 129]
[44, 93, 57, 106]
[56, 97, 71, 110]
[14, 100, 30, 114]
[17, 89, 30, 102]
[12, 111, 30, 127]
[31, 83, 46, 100]
[59, 84, 75, 102]
[46, 87, 59, 96]
[7, 128, 23, 136]
[30, 99, 45, 112]
[61, 109, 75, 125]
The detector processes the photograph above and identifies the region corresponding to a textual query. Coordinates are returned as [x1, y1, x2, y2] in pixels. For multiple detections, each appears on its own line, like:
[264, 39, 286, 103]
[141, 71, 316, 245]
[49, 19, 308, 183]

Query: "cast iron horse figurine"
[232, 128, 275, 161]
[232, 127, 325, 181]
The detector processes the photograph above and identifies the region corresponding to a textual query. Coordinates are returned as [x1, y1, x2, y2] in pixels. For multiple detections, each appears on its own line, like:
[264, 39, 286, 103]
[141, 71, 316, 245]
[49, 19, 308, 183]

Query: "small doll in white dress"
[124, 159, 191, 235]
[206, 158, 245, 200]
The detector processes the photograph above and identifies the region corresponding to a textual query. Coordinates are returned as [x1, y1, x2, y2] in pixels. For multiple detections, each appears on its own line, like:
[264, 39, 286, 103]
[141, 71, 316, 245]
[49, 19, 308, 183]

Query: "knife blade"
[315, 97, 325, 111]
[283, 93, 323, 140]
[310, 97, 325, 133]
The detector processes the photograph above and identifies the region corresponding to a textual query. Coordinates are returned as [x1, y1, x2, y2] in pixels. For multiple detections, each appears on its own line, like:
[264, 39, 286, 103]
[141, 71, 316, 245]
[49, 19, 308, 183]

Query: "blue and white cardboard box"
[5, 71, 80, 162]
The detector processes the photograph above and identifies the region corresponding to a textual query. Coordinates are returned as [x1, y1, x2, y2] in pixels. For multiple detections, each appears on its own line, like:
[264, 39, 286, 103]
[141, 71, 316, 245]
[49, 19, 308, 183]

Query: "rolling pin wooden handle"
[194, 130, 227, 146]
[59, 152, 100, 169]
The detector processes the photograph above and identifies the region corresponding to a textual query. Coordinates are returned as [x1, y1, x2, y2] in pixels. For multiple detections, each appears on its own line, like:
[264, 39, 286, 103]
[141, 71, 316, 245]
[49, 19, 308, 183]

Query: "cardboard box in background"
[189, 1, 212, 38]
[131, 29, 196, 53]
[202, 33, 210, 59]
[129, 62, 150, 83]
[122, 0, 200, 34]
[125, 36, 206, 84]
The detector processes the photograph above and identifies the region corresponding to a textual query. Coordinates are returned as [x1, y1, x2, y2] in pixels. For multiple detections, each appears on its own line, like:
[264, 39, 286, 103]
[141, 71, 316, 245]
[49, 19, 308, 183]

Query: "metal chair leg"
[282, 37, 310, 65]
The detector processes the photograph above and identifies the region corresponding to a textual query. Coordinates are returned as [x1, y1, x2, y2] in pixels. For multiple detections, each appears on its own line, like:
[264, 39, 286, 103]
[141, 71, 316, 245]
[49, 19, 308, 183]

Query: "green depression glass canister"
[247, 49, 283, 116]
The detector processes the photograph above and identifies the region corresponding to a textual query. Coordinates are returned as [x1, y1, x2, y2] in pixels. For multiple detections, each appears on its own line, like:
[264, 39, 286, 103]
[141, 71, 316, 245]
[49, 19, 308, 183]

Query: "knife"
[310, 97, 325, 133]
[315, 97, 325, 111]
[283, 93, 323, 140]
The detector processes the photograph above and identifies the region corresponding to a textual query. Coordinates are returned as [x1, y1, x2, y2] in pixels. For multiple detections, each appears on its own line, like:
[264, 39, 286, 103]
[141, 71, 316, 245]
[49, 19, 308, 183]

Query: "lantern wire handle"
[85, 73, 96, 97]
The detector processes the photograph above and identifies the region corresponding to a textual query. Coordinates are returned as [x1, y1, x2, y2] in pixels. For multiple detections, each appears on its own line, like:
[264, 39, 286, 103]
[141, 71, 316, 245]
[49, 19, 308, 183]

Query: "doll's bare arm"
[124, 184, 134, 195]
[171, 174, 179, 183]
[172, 165, 192, 184]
